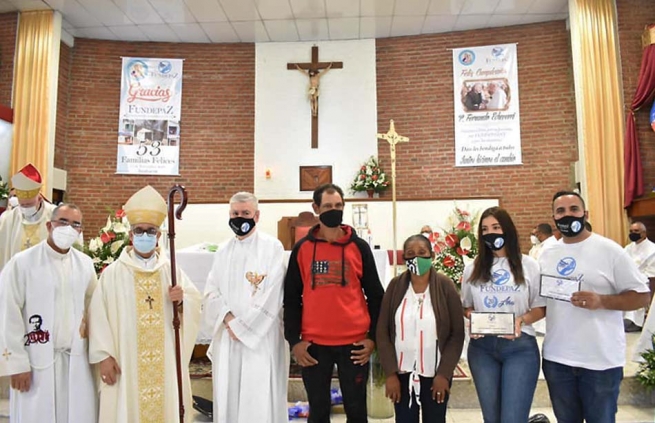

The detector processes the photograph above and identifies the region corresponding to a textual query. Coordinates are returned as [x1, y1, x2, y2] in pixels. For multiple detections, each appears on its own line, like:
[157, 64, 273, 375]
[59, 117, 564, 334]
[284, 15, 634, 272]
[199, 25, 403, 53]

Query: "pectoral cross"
[287, 46, 343, 149]
[24, 238, 32, 249]
[2, 348, 11, 361]
[145, 295, 154, 310]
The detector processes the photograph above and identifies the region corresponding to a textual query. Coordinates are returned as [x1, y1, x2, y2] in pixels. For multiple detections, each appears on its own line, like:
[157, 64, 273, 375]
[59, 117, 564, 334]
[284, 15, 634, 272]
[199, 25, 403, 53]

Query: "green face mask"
[405, 256, 432, 276]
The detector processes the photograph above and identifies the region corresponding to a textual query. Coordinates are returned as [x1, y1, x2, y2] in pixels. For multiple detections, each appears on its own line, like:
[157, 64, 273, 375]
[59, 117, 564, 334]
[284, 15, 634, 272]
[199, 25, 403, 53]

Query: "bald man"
[624, 222, 655, 332]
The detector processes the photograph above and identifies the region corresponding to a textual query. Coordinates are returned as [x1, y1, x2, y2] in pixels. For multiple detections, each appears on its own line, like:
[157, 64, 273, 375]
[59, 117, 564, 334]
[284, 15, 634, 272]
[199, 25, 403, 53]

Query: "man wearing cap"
[0, 164, 56, 271]
[88, 186, 202, 423]
[203, 192, 288, 423]
[0, 203, 97, 422]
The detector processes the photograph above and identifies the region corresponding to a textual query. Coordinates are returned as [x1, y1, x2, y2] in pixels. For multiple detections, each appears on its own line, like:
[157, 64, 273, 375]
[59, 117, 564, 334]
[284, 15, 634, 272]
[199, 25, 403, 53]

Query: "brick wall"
[617, 0, 655, 198]
[0, 12, 18, 108]
[64, 40, 254, 233]
[376, 20, 578, 247]
[54, 42, 71, 170]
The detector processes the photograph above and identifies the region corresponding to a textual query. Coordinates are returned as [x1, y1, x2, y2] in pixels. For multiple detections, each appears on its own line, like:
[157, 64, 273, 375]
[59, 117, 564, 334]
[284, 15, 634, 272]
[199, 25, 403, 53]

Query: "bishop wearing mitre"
[0, 164, 56, 271]
[88, 185, 202, 422]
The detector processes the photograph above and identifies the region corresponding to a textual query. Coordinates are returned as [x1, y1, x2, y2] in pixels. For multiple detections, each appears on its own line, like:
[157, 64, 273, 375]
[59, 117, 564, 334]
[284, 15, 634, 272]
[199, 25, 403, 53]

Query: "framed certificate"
[540, 274, 581, 302]
[470, 312, 515, 336]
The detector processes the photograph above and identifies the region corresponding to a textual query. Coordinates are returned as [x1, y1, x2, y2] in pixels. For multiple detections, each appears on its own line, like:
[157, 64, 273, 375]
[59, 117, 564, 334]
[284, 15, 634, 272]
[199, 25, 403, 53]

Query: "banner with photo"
[117, 57, 183, 175]
[452, 44, 521, 167]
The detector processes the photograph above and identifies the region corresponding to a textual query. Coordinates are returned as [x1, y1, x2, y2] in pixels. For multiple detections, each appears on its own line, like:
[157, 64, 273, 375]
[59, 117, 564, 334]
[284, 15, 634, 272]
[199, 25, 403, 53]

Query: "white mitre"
[124, 185, 167, 227]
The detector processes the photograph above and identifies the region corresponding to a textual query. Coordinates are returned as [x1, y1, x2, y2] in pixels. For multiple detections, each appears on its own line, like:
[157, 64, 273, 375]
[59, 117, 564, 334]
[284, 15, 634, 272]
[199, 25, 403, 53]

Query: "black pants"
[301, 343, 369, 423]
[394, 373, 449, 423]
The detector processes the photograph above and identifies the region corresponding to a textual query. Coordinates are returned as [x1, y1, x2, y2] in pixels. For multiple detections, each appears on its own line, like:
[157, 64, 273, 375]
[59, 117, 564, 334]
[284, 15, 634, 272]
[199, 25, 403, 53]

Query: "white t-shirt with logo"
[461, 255, 545, 337]
[539, 233, 650, 370]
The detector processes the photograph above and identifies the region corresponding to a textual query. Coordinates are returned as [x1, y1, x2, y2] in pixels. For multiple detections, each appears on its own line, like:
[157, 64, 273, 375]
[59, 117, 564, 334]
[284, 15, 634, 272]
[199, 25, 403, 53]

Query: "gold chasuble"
[135, 270, 166, 421]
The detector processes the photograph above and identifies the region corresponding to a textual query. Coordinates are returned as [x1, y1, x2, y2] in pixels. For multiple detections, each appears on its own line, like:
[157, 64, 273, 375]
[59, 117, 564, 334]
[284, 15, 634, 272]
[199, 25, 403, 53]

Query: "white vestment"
[0, 203, 56, 272]
[88, 247, 202, 423]
[203, 231, 289, 423]
[0, 241, 97, 423]
[624, 239, 655, 327]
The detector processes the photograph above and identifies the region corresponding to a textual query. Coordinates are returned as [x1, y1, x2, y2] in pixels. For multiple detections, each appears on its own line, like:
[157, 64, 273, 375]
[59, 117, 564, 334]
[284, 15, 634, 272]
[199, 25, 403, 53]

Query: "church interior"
[1, 0, 655, 421]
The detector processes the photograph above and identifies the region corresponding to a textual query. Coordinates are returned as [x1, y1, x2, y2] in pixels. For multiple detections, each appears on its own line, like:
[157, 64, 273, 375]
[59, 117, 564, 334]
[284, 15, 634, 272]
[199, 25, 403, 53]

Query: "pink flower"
[456, 221, 471, 231]
[100, 233, 111, 244]
[115, 209, 126, 218]
[445, 233, 459, 248]
[443, 256, 456, 268]
[456, 247, 469, 256]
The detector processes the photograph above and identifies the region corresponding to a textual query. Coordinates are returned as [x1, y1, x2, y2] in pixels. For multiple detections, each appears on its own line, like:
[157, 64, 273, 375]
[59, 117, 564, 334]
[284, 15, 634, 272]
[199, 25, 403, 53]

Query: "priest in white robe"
[627, 222, 655, 337]
[203, 192, 288, 423]
[0, 164, 56, 272]
[0, 203, 97, 422]
[88, 185, 202, 423]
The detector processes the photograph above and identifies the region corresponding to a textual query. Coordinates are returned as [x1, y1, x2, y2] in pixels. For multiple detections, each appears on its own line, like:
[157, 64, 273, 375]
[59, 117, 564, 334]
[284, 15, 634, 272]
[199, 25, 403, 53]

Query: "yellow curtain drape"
[570, 0, 628, 243]
[10, 10, 54, 195]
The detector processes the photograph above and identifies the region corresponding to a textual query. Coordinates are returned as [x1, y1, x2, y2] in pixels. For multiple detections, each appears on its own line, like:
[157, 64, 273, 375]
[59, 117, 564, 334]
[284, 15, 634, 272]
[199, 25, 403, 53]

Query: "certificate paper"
[540, 274, 581, 302]
[470, 312, 515, 336]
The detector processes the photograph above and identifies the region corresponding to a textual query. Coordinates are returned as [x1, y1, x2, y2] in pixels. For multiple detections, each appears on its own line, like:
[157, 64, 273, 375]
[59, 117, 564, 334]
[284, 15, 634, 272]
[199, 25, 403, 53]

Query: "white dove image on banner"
[453, 44, 522, 167]
[117, 57, 183, 175]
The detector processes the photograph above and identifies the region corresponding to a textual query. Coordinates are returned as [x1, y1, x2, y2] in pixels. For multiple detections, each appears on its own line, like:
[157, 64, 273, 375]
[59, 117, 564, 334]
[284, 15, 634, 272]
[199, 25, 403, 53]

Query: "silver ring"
[436, 392, 441, 396]
[101, 375, 106, 380]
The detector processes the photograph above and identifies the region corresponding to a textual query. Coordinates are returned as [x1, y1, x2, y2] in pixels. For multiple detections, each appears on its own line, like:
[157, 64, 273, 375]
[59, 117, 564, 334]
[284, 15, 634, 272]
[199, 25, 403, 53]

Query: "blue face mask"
[132, 233, 157, 254]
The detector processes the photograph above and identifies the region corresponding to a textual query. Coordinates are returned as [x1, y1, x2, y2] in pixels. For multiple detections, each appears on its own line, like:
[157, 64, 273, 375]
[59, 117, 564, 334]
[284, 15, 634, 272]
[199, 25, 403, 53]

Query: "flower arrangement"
[350, 156, 390, 194]
[84, 209, 130, 274]
[0, 175, 9, 200]
[636, 335, 655, 390]
[432, 207, 480, 287]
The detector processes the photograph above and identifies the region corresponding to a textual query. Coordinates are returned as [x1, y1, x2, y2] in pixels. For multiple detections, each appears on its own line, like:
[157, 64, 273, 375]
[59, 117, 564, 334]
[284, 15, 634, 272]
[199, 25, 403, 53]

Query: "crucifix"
[288, 46, 343, 149]
[3, 348, 11, 360]
[24, 238, 32, 249]
[145, 295, 155, 310]
[377, 120, 409, 276]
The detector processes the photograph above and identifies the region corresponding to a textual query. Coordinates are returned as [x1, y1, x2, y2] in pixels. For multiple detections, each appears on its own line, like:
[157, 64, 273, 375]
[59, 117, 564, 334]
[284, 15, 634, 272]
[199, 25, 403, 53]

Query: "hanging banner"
[452, 44, 521, 167]
[117, 58, 183, 175]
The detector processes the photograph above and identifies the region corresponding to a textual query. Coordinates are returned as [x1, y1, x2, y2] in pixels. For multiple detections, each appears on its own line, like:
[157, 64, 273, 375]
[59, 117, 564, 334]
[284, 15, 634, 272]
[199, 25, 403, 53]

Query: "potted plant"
[350, 156, 389, 198]
[366, 350, 394, 418]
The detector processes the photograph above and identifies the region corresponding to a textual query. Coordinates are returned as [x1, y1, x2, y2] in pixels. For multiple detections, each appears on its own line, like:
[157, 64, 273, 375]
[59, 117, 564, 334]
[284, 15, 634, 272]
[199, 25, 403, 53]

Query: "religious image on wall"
[452, 44, 522, 167]
[117, 57, 183, 175]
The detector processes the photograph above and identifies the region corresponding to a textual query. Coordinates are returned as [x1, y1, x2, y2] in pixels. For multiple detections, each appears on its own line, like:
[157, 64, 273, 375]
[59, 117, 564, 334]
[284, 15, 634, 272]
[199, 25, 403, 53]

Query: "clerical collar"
[45, 241, 71, 260]
[131, 250, 158, 267]
[23, 203, 45, 223]
[236, 231, 256, 245]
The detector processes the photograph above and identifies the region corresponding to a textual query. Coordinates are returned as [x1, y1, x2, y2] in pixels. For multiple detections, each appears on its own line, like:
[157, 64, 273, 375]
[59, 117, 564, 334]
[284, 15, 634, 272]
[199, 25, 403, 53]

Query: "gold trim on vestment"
[14, 188, 40, 199]
[135, 270, 165, 422]
[21, 224, 40, 250]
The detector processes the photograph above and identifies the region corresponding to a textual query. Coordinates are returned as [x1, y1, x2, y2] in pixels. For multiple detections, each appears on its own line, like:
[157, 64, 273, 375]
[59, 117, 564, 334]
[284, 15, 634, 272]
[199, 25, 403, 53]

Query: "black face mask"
[629, 233, 642, 243]
[554, 215, 585, 237]
[319, 209, 343, 228]
[229, 217, 256, 237]
[482, 233, 505, 251]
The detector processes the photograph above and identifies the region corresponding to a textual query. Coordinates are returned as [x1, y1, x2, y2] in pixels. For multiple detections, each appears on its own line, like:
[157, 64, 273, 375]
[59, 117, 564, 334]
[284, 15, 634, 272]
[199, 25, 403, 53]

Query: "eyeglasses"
[51, 219, 83, 230]
[133, 227, 158, 236]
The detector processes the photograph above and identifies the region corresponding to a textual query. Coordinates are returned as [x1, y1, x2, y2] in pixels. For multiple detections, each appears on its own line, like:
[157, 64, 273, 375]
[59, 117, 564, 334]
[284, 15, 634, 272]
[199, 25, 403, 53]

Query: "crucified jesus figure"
[296, 62, 333, 117]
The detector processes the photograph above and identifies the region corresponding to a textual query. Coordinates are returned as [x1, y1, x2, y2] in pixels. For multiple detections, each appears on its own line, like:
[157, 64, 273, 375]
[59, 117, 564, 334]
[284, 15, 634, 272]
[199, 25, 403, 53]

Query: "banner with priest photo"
[117, 57, 183, 175]
[452, 44, 521, 167]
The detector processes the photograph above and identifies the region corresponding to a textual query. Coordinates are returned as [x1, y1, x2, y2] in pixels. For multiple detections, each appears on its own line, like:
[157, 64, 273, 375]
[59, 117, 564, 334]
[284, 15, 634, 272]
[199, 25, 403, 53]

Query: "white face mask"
[421, 232, 432, 239]
[530, 235, 540, 246]
[20, 205, 38, 217]
[8, 197, 19, 208]
[52, 226, 79, 250]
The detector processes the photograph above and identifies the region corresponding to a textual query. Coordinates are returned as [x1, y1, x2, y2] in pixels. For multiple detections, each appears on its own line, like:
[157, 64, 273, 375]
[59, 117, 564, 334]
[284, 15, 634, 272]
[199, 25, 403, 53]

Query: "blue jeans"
[542, 359, 623, 423]
[467, 334, 540, 423]
[394, 373, 449, 423]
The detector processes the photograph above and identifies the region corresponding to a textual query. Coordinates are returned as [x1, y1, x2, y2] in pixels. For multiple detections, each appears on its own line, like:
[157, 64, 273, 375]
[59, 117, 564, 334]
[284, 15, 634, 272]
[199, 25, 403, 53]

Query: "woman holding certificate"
[461, 207, 546, 423]
[376, 234, 465, 423]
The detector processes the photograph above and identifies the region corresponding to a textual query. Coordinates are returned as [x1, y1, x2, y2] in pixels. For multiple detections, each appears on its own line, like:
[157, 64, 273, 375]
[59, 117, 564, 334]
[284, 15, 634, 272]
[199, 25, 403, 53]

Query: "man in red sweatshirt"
[284, 183, 384, 423]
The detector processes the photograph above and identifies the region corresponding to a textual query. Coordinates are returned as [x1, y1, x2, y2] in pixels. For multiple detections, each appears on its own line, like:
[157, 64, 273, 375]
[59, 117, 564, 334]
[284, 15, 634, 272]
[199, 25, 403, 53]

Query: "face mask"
[8, 197, 19, 208]
[405, 256, 432, 276]
[229, 217, 256, 237]
[554, 215, 585, 237]
[133, 233, 157, 254]
[530, 235, 539, 246]
[20, 205, 37, 217]
[629, 233, 642, 243]
[319, 209, 343, 228]
[51, 226, 79, 250]
[482, 233, 505, 251]
[422, 232, 432, 239]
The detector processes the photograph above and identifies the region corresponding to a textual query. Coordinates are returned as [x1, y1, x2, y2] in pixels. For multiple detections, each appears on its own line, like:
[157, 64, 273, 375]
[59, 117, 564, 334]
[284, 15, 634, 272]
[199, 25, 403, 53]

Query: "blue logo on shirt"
[492, 269, 511, 285]
[484, 296, 499, 308]
[557, 257, 576, 276]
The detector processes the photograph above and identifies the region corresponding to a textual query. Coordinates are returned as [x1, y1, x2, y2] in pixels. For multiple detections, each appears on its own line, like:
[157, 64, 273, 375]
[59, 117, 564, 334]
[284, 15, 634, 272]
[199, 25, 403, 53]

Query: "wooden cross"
[287, 46, 343, 149]
[2, 348, 11, 361]
[145, 295, 155, 310]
